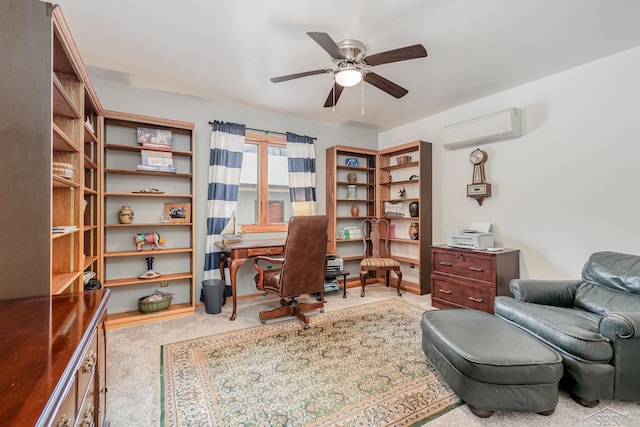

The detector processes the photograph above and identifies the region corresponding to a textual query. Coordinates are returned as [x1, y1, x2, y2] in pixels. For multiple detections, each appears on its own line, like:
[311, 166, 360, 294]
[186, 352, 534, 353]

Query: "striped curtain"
[286, 132, 317, 215]
[204, 121, 246, 281]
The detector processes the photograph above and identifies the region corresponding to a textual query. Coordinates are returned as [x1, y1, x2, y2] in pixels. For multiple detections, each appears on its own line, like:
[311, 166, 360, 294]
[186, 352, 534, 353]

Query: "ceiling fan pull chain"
[361, 78, 365, 115]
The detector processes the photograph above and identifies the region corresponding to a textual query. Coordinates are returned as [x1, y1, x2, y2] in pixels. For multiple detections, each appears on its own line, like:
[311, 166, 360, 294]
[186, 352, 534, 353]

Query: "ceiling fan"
[271, 32, 427, 108]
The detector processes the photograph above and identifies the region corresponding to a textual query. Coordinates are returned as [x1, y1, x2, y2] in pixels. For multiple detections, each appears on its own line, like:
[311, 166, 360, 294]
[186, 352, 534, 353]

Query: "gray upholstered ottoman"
[421, 309, 563, 418]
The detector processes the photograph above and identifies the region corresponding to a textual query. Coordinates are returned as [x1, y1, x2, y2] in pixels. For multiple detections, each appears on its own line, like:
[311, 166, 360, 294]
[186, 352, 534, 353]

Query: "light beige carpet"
[161, 299, 460, 426]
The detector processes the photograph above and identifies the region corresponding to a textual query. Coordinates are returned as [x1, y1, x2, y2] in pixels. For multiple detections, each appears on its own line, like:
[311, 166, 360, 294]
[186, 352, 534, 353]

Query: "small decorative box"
[345, 157, 359, 167]
[396, 155, 412, 165]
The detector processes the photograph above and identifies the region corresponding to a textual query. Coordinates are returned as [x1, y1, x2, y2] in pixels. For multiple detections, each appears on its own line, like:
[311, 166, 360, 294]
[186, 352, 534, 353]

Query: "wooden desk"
[216, 239, 285, 320]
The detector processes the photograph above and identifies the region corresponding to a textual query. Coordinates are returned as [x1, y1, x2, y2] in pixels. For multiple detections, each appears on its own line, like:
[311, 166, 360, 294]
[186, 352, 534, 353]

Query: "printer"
[444, 222, 494, 250]
[324, 254, 343, 292]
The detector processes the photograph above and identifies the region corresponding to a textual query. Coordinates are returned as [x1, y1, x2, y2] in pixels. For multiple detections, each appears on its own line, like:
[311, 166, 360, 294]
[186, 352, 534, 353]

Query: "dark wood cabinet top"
[0, 289, 110, 426]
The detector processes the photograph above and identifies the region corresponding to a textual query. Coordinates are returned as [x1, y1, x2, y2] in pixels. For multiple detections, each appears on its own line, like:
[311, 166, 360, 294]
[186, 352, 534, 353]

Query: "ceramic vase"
[409, 222, 419, 240]
[118, 205, 135, 224]
[351, 204, 359, 217]
[409, 201, 419, 217]
[346, 185, 356, 200]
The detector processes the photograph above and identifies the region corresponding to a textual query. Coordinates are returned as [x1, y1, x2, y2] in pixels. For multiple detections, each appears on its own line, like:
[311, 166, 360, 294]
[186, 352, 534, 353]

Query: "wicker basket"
[138, 296, 172, 314]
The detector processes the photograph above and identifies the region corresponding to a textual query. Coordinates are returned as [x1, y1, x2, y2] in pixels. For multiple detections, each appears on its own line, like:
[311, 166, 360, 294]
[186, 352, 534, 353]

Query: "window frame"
[240, 132, 289, 233]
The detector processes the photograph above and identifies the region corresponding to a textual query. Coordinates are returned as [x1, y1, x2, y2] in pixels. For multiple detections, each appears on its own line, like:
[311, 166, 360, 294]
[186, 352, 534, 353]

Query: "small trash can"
[202, 279, 225, 314]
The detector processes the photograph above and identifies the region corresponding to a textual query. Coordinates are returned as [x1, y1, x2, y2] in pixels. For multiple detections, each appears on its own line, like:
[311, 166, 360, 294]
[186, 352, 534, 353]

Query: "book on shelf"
[339, 229, 362, 239]
[52, 225, 79, 233]
[136, 164, 177, 173]
[141, 149, 173, 167]
[141, 141, 172, 151]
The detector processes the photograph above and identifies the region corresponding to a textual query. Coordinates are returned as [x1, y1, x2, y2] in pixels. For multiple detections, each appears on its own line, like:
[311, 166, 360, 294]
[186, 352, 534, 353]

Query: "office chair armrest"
[253, 256, 285, 291]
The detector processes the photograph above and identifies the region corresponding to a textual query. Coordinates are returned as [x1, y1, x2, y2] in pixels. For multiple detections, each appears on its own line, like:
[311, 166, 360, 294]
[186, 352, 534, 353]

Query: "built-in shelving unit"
[378, 141, 433, 294]
[326, 146, 378, 288]
[101, 111, 195, 328]
[83, 76, 103, 281]
[50, 4, 91, 295]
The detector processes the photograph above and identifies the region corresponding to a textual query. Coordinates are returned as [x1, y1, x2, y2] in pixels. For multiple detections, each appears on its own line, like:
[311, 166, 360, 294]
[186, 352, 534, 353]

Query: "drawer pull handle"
[439, 262, 452, 266]
[83, 351, 96, 373]
[56, 415, 72, 427]
[81, 406, 94, 427]
[438, 288, 452, 294]
[468, 266, 484, 272]
[468, 296, 484, 303]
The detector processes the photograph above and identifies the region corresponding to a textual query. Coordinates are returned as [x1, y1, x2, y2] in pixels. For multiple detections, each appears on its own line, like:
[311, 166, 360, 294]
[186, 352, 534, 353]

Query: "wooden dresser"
[0, 289, 110, 427]
[430, 245, 519, 313]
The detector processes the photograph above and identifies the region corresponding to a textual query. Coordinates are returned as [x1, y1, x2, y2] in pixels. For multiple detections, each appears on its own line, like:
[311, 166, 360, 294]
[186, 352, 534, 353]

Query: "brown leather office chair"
[253, 215, 328, 327]
[360, 218, 402, 297]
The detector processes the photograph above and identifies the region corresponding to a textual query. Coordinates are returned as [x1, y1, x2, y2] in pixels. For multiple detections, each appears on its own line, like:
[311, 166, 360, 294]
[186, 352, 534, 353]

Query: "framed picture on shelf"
[164, 202, 191, 223]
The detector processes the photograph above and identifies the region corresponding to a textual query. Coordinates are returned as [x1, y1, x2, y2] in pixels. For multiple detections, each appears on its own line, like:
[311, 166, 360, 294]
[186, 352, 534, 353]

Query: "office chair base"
[259, 297, 324, 327]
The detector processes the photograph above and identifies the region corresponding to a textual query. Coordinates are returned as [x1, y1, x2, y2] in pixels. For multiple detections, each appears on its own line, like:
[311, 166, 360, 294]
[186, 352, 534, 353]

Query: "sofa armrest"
[599, 312, 640, 340]
[509, 279, 580, 306]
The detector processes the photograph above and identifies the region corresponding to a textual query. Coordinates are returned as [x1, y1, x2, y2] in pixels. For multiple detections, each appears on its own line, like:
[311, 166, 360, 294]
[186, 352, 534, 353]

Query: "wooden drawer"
[52, 378, 77, 427]
[246, 246, 284, 257]
[431, 276, 494, 313]
[76, 374, 95, 427]
[77, 331, 97, 408]
[432, 249, 494, 282]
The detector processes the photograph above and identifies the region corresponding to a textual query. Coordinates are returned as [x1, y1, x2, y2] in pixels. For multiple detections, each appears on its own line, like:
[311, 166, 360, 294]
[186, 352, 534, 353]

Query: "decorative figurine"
[398, 186, 407, 199]
[134, 232, 166, 251]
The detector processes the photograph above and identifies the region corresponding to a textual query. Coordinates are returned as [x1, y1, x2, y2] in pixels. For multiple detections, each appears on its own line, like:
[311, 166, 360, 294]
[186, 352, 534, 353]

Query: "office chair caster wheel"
[320, 308, 324, 313]
[303, 324, 309, 330]
[261, 319, 266, 324]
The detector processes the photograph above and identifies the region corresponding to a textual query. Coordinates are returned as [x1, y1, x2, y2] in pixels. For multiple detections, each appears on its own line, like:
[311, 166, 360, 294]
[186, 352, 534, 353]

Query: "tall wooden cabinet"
[326, 146, 378, 287]
[101, 111, 196, 328]
[378, 141, 433, 294]
[326, 142, 433, 294]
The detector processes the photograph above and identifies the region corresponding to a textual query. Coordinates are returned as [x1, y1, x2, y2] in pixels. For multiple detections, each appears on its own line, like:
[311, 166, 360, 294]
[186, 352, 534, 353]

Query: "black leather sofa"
[495, 251, 640, 407]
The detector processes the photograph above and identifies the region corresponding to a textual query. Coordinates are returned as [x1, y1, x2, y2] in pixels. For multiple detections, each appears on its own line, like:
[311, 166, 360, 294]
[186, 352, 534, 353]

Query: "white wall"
[380, 46, 640, 279]
[92, 78, 378, 300]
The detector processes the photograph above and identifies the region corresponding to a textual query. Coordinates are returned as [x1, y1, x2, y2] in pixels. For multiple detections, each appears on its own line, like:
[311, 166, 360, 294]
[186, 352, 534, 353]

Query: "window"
[237, 133, 292, 232]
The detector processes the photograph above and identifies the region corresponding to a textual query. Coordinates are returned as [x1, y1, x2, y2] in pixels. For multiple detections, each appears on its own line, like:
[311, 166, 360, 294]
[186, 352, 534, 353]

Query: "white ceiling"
[55, 0, 640, 131]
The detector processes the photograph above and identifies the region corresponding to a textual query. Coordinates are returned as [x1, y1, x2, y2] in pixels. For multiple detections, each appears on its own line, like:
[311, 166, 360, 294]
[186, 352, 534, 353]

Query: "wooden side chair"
[253, 215, 329, 328]
[359, 218, 402, 297]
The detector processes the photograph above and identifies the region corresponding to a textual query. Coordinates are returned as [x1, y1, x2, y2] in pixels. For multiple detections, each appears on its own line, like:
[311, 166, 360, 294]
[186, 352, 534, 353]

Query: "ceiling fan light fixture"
[335, 67, 362, 87]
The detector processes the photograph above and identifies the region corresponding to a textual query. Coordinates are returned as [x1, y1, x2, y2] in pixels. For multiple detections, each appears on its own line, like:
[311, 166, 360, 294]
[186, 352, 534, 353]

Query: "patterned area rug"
[161, 299, 460, 426]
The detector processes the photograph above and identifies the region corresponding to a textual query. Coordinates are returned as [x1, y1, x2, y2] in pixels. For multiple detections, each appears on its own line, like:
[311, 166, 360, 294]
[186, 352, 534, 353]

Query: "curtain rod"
[208, 121, 316, 140]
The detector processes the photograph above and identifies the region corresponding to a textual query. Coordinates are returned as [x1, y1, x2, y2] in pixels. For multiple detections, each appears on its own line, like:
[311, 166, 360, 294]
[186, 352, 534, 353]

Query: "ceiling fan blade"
[307, 32, 346, 60]
[323, 83, 345, 108]
[271, 69, 332, 83]
[363, 72, 408, 98]
[365, 44, 427, 67]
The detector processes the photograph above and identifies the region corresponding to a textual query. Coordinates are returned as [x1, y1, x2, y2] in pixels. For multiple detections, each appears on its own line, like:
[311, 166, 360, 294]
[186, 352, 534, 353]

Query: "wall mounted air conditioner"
[442, 108, 522, 150]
